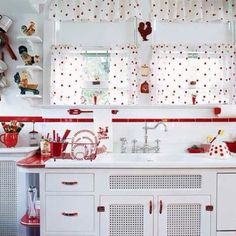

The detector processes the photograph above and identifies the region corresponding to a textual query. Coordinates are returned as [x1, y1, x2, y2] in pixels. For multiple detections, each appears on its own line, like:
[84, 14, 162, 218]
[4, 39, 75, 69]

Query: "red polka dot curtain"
[150, 44, 236, 105]
[50, 45, 139, 105]
[151, 0, 236, 22]
[49, 0, 142, 22]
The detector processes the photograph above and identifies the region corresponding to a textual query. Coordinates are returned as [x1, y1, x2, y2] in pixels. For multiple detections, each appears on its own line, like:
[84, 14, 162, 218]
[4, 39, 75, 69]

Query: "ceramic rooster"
[18, 46, 40, 66]
[138, 21, 152, 41]
[21, 21, 36, 36]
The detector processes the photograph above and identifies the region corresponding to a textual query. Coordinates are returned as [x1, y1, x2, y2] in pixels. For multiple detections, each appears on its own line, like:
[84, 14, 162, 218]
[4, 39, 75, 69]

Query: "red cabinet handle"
[149, 200, 153, 214]
[159, 200, 163, 214]
[62, 212, 78, 217]
[61, 181, 78, 185]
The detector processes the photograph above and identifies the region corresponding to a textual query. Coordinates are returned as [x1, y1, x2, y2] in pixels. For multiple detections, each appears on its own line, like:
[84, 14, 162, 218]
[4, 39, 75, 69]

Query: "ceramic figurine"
[14, 71, 39, 95]
[18, 45, 40, 66]
[138, 21, 152, 41]
[21, 21, 36, 36]
[140, 64, 150, 77]
[140, 81, 150, 93]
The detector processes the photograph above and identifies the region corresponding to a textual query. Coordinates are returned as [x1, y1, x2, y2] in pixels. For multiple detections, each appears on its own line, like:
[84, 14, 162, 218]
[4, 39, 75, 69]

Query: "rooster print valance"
[151, 0, 236, 22]
[49, 0, 142, 22]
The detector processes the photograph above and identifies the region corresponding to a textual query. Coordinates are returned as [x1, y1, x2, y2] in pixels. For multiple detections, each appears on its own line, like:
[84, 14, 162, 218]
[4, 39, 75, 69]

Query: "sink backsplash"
[1, 108, 236, 156]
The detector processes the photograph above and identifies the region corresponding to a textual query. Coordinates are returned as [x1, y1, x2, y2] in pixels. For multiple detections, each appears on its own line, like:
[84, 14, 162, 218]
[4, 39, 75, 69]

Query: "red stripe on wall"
[0, 116, 235, 123]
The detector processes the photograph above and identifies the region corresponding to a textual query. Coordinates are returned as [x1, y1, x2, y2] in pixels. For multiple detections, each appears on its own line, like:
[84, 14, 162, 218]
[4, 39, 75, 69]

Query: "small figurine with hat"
[18, 45, 40, 66]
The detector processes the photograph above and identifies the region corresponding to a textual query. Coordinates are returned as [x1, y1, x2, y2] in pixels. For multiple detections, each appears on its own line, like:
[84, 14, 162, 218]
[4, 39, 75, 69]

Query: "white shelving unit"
[16, 95, 43, 105]
[16, 65, 43, 71]
[16, 35, 43, 105]
[17, 36, 43, 44]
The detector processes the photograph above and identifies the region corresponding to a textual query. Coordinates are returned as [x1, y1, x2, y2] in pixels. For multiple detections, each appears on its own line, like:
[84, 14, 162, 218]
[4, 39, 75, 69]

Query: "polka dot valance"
[49, 0, 142, 22]
[151, 0, 236, 22]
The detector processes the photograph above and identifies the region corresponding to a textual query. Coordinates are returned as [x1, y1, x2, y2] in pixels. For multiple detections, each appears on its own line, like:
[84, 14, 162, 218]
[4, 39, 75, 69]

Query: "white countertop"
[0, 146, 39, 161]
[45, 153, 236, 169]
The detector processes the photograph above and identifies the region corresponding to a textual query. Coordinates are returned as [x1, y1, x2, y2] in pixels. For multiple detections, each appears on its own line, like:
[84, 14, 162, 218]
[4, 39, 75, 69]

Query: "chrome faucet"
[120, 137, 128, 153]
[133, 122, 167, 153]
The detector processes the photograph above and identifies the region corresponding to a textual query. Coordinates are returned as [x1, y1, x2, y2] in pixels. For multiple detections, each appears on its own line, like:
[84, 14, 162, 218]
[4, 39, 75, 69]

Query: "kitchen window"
[50, 45, 138, 105]
[150, 44, 236, 105]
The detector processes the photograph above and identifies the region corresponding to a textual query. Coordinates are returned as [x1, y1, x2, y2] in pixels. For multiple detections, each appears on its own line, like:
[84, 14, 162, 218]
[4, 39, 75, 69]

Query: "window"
[50, 45, 138, 105]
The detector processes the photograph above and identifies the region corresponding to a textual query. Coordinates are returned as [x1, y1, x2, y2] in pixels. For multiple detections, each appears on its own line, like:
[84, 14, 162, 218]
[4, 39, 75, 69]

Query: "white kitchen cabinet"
[158, 195, 211, 236]
[217, 173, 236, 231]
[40, 169, 216, 236]
[45, 195, 94, 233]
[100, 195, 154, 236]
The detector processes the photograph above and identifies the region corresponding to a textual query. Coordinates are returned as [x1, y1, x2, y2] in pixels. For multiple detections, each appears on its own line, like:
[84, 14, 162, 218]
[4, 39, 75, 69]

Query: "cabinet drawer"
[217, 233, 236, 236]
[46, 173, 94, 192]
[46, 195, 94, 232]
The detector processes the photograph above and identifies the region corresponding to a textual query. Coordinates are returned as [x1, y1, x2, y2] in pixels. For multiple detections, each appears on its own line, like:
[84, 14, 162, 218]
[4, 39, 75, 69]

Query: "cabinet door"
[158, 195, 211, 236]
[100, 196, 153, 236]
[217, 174, 236, 230]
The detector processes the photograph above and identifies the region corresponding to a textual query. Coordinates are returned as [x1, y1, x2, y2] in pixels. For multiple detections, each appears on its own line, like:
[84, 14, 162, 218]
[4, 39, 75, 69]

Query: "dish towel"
[93, 109, 113, 153]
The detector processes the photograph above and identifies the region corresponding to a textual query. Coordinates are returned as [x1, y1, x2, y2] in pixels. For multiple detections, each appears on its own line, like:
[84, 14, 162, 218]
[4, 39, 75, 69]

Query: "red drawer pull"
[149, 200, 153, 214]
[61, 181, 78, 185]
[159, 200, 163, 214]
[62, 212, 78, 217]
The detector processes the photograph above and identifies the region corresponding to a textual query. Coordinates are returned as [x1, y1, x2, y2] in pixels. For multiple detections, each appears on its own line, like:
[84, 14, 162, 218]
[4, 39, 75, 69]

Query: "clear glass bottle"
[29, 122, 39, 147]
[27, 186, 37, 219]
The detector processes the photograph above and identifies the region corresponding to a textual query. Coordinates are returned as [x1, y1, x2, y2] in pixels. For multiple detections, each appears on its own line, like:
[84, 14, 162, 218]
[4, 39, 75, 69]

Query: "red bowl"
[224, 141, 236, 153]
[187, 148, 204, 153]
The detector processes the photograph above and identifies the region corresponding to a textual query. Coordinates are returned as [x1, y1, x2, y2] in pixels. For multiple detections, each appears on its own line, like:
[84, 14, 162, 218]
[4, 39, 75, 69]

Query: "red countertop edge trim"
[16, 153, 72, 169]
[16, 154, 49, 168]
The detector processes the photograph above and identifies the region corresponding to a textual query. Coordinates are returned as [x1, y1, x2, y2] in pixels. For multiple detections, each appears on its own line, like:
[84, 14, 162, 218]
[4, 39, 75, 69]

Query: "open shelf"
[16, 65, 43, 71]
[20, 210, 40, 227]
[17, 35, 43, 43]
[17, 95, 43, 106]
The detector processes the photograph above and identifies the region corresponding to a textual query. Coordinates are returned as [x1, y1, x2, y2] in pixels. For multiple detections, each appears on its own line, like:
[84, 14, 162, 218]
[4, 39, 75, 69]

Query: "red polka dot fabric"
[150, 44, 236, 105]
[50, 45, 139, 105]
[209, 142, 231, 159]
[151, 0, 236, 22]
[49, 0, 142, 22]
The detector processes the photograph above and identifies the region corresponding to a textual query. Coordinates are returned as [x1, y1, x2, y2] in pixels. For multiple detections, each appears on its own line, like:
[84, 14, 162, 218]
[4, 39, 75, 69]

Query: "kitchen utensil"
[0, 60, 7, 72]
[0, 15, 13, 32]
[50, 141, 64, 157]
[0, 32, 17, 60]
[0, 132, 18, 148]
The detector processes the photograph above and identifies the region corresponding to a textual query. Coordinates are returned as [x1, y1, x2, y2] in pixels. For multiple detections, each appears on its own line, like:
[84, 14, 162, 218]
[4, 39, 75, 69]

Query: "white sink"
[0, 146, 39, 159]
[45, 152, 236, 169]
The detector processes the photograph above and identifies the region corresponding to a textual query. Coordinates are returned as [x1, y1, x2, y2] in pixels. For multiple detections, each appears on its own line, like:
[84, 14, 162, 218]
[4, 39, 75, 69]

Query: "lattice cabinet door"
[158, 195, 211, 236]
[100, 196, 154, 236]
[0, 161, 17, 236]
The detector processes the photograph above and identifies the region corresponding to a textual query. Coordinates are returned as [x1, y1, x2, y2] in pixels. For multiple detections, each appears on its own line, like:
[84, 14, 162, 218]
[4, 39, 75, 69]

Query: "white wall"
[0, 2, 236, 152]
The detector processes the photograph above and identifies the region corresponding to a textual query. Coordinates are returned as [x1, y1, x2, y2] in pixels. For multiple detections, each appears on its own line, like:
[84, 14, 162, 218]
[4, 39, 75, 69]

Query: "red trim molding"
[0, 116, 236, 123]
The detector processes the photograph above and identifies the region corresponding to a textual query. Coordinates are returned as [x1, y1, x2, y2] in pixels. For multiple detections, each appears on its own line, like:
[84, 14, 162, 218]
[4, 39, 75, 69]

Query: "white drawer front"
[46, 173, 94, 192]
[46, 195, 94, 232]
[217, 233, 236, 236]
